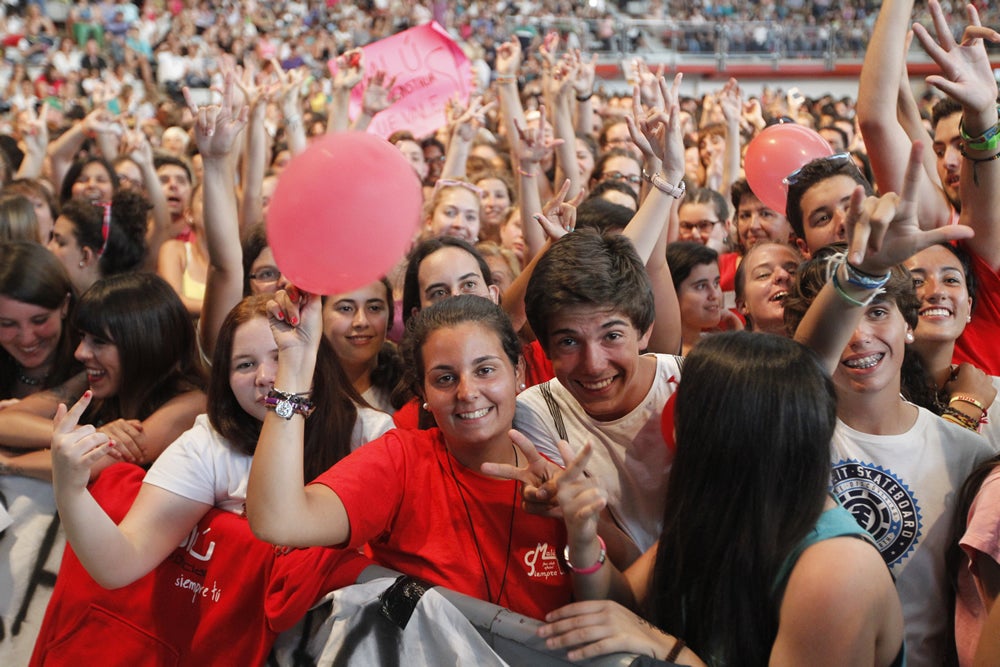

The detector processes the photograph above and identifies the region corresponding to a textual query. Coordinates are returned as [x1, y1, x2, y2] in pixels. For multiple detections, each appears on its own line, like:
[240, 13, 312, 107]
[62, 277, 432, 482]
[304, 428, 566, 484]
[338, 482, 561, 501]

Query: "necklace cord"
[446, 445, 519, 605]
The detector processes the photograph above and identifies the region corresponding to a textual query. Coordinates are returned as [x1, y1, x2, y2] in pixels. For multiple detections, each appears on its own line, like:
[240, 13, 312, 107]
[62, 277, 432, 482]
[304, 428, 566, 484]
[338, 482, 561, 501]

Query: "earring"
[78, 260, 86, 268]
[968, 314, 973, 323]
[905, 332, 914, 343]
[518, 383, 526, 391]
[421, 402, 428, 410]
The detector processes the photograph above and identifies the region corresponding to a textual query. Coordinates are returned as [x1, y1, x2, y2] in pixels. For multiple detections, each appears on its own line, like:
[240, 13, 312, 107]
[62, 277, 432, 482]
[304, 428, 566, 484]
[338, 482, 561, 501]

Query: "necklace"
[446, 444, 519, 606]
[16, 366, 48, 386]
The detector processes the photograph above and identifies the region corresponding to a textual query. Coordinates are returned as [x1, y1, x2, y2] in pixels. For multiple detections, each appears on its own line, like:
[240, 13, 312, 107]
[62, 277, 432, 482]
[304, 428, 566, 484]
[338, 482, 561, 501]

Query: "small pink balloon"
[267, 132, 422, 295]
[744, 123, 834, 216]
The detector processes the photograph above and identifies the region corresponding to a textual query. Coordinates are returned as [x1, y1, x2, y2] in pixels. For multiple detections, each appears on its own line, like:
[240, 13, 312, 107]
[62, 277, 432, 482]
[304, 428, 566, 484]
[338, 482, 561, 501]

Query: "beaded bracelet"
[563, 536, 606, 575]
[942, 406, 980, 432]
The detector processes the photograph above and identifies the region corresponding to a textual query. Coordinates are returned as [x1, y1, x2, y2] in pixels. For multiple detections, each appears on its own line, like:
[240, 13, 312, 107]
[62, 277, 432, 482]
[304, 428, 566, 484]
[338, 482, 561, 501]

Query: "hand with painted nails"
[51, 391, 115, 492]
[98, 418, 145, 464]
[266, 287, 322, 354]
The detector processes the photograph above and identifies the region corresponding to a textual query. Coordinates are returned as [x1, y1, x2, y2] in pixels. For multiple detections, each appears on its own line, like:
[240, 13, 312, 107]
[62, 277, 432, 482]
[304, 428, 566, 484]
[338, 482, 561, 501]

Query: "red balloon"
[267, 132, 422, 295]
[744, 123, 833, 216]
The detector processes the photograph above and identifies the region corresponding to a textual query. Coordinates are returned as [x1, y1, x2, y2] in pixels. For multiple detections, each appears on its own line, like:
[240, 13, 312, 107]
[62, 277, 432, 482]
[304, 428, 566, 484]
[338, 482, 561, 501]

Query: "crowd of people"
[2, 0, 1000, 664]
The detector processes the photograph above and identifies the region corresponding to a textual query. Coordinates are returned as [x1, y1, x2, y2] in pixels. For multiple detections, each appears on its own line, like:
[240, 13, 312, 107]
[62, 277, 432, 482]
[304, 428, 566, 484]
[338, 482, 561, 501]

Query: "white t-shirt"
[513, 353, 683, 553]
[143, 408, 393, 514]
[830, 406, 993, 667]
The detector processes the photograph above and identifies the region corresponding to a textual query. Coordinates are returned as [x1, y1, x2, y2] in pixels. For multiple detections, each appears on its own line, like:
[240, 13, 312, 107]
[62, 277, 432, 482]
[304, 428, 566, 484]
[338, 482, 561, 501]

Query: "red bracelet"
[563, 536, 606, 575]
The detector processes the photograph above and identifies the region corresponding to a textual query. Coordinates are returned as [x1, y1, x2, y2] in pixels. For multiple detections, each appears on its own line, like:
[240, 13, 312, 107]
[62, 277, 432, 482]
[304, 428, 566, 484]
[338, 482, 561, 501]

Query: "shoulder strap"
[539, 381, 568, 441]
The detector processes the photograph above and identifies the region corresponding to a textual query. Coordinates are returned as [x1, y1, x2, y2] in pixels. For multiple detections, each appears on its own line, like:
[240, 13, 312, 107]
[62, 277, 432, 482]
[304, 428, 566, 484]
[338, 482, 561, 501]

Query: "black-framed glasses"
[783, 153, 853, 187]
[600, 171, 642, 185]
[679, 220, 721, 235]
[249, 266, 282, 283]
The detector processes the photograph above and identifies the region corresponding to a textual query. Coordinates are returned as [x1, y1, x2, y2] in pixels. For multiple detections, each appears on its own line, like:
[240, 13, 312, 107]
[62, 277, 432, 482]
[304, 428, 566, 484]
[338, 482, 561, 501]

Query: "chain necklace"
[446, 444, 519, 606]
[16, 366, 48, 386]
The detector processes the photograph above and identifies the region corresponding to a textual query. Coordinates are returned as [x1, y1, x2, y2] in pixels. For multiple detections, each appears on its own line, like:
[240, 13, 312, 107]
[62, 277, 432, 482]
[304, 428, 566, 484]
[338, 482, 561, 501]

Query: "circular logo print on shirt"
[831, 460, 922, 569]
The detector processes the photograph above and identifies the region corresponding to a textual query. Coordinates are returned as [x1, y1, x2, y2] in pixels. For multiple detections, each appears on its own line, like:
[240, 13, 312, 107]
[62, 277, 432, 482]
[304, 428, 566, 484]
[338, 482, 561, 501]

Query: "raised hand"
[266, 286, 323, 356]
[538, 31, 560, 72]
[534, 178, 584, 240]
[718, 77, 742, 125]
[625, 73, 684, 182]
[446, 94, 494, 142]
[21, 101, 49, 157]
[332, 48, 365, 91]
[912, 0, 1000, 114]
[552, 440, 606, 547]
[271, 60, 309, 118]
[513, 103, 564, 164]
[847, 142, 974, 273]
[573, 50, 598, 99]
[495, 37, 522, 77]
[51, 390, 116, 492]
[360, 70, 399, 116]
[120, 128, 154, 168]
[185, 71, 250, 159]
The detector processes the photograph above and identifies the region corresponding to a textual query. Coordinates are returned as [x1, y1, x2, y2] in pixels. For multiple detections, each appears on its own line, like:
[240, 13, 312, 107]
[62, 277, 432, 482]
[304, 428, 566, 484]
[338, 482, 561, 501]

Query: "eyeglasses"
[679, 220, 721, 235]
[115, 173, 143, 190]
[600, 171, 642, 185]
[783, 153, 854, 187]
[249, 266, 282, 283]
[432, 179, 484, 199]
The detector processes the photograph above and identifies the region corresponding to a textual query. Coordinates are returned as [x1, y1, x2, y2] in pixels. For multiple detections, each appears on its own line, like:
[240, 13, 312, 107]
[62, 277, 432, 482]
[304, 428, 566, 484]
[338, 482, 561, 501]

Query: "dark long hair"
[0, 241, 80, 397]
[74, 272, 205, 424]
[649, 332, 836, 666]
[208, 295, 363, 482]
[59, 189, 149, 277]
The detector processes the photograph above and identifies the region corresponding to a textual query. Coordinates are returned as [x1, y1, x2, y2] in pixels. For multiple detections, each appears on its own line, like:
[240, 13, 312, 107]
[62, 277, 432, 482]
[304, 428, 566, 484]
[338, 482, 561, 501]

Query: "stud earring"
[518, 383, 526, 391]
[905, 332, 914, 343]
[78, 260, 86, 268]
[421, 402, 428, 410]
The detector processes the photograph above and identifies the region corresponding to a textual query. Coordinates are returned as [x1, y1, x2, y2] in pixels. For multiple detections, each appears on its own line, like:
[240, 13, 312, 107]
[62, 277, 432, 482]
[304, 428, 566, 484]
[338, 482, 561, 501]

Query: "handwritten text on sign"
[329, 22, 472, 139]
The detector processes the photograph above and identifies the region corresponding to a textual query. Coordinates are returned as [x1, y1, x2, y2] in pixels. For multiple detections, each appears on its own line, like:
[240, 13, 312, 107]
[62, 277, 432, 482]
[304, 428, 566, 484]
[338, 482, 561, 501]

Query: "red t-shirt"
[311, 428, 572, 620]
[31, 464, 370, 667]
[954, 243, 1000, 375]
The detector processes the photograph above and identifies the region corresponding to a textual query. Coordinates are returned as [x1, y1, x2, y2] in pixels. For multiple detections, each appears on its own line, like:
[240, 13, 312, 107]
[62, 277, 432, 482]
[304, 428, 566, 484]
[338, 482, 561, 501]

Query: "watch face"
[276, 399, 294, 419]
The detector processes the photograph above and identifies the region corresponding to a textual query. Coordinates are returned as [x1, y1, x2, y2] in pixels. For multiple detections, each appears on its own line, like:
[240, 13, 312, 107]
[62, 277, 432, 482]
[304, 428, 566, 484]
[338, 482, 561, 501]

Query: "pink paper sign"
[329, 22, 471, 139]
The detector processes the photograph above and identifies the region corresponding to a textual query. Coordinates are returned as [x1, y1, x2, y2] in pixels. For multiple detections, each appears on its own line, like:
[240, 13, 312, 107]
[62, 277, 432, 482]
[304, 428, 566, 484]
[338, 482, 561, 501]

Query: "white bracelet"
[643, 169, 686, 198]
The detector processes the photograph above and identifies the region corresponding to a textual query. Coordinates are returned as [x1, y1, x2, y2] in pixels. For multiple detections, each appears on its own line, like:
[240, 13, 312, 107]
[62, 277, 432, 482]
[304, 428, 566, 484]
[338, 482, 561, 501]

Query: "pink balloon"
[267, 132, 422, 295]
[744, 123, 834, 216]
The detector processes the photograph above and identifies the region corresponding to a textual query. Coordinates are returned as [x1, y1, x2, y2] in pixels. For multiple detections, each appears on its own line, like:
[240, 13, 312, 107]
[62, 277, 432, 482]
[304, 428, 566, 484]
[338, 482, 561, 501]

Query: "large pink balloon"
[267, 132, 422, 295]
[744, 123, 833, 216]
